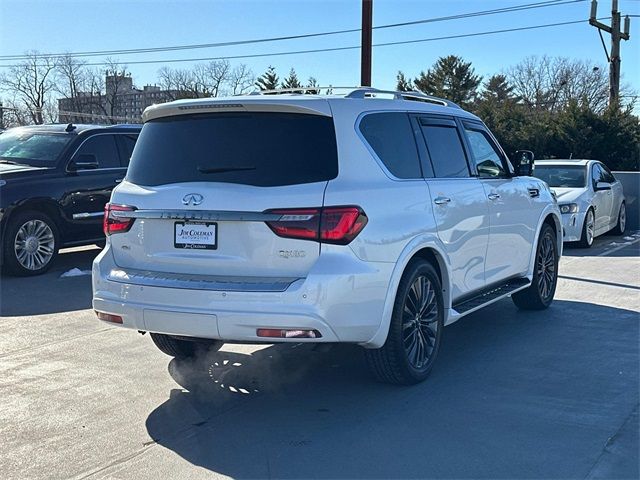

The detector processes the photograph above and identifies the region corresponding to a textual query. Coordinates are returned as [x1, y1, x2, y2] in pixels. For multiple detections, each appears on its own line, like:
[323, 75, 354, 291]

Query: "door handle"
[434, 196, 451, 205]
[115, 178, 123, 184]
[488, 193, 501, 201]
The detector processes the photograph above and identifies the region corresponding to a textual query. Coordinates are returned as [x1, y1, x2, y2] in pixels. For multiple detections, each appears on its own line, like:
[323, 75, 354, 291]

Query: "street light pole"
[361, 0, 373, 87]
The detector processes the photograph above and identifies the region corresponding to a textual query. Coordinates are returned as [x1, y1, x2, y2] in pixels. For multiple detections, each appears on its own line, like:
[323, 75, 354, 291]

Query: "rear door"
[61, 133, 126, 241]
[110, 110, 338, 278]
[590, 163, 613, 233]
[412, 115, 489, 301]
[461, 121, 538, 283]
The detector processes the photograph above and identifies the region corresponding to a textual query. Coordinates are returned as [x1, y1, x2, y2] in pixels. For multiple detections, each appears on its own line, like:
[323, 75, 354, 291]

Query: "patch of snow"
[60, 268, 92, 278]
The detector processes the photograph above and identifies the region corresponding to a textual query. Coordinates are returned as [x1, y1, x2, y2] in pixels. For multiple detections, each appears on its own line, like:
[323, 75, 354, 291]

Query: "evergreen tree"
[413, 55, 481, 108]
[396, 71, 414, 92]
[305, 76, 320, 94]
[281, 68, 302, 90]
[255, 66, 279, 91]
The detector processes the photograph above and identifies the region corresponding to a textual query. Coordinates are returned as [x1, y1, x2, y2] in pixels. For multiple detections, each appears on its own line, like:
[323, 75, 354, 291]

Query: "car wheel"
[2, 210, 59, 276]
[577, 208, 595, 248]
[365, 259, 444, 385]
[612, 202, 626, 235]
[150, 333, 223, 359]
[512, 223, 559, 311]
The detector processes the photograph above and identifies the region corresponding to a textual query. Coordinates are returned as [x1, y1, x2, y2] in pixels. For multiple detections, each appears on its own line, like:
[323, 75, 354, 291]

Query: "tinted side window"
[359, 113, 421, 179]
[600, 163, 616, 183]
[464, 128, 507, 178]
[419, 124, 469, 178]
[116, 134, 138, 167]
[74, 134, 120, 169]
[591, 164, 604, 188]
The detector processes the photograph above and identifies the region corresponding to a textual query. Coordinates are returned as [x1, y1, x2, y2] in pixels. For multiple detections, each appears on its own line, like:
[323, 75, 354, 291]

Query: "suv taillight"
[265, 206, 367, 245]
[103, 203, 136, 236]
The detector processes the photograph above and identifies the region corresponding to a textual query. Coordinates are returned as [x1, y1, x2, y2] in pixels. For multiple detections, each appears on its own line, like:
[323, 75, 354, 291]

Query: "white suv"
[93, 88, 562, 384]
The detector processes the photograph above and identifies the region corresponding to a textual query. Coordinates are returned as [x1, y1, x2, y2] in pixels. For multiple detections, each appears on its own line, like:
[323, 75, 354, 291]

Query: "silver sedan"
[534, 159, 626, 248]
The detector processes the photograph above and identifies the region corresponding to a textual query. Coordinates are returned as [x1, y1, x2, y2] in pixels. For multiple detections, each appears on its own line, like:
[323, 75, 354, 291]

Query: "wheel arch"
[361, 235, 452, 349]
[0, 199, 64, 263]
[527, 207, 563, 278]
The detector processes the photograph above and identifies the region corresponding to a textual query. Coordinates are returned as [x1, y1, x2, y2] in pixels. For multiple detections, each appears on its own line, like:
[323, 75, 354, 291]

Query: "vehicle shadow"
[562, 231, 640, 258]
[145, 299, 639, 479]
[0, 246, 99, 316]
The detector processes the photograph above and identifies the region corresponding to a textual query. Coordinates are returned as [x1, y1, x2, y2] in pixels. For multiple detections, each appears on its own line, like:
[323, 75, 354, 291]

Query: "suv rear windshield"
[127, 112, 338, 187]
[0, 130, 72, 167]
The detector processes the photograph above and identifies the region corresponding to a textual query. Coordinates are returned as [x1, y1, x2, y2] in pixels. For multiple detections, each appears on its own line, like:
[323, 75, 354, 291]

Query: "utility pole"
[361, 0, 373, 87]
[589, 0, 631, 107]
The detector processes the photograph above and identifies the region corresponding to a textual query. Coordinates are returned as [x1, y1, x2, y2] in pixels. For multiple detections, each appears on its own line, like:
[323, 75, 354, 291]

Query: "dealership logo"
[182, 193, 204, 206]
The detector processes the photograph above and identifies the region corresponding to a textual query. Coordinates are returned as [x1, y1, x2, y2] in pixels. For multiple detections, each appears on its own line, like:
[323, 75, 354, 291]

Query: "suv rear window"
[126, 112, 338, 187]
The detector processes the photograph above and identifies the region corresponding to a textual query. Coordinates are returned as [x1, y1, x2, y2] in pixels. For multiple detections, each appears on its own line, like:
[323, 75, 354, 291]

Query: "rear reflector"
[104, 203, 136, 236]
[257, 328, 322, 339]
[265, 206, 367, 245]
[95, 311, 123, 324]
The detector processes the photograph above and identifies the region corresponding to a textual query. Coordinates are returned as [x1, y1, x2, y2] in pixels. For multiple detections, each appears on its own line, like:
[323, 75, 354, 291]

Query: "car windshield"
[534, 165, 587, 188]
[0, 130, 72, 167]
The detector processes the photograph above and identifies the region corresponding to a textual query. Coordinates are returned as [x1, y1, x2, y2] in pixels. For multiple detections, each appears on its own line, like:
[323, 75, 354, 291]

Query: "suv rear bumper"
[92, 245, 394, 344]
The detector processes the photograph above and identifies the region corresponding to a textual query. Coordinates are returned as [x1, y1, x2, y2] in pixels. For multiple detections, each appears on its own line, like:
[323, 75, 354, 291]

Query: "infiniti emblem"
[182, 193, 204, 206]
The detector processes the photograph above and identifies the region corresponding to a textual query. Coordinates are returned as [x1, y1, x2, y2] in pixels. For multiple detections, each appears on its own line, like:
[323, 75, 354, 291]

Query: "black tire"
[577, 208, 595, 248]
[150, 333, 223, 359]
[2, 210, 59, 276]
[611, 202, 626, 235]
[512, 223, 558, 311]
[365, 259, 444, 385]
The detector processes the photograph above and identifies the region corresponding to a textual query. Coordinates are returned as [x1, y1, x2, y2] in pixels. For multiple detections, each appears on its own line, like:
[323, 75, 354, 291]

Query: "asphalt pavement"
[0, 233, 638, 480]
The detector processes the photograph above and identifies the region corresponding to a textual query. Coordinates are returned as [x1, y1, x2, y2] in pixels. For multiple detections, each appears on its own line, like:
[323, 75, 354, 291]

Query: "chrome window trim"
[65, 132, 138, 173]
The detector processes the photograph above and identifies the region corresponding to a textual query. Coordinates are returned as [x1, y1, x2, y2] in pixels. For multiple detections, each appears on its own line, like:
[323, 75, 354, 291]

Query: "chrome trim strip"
[107, 268, 300, 292]
[111, 209, 282, 221]
[72, 211, 104, 219]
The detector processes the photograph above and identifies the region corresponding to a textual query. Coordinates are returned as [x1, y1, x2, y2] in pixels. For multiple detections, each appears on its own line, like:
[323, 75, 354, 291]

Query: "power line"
[0, 17, 608, 69]
[0, 0, 586, 61]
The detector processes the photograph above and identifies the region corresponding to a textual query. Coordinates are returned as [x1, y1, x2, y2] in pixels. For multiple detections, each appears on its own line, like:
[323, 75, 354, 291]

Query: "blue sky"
[1, 0, 638, 94]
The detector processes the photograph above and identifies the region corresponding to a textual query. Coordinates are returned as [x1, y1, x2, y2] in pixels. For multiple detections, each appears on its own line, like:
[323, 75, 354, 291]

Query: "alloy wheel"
[586, 210, 595, 245]
[619, 204, 626, 233]
[402, 275, 439, 369]
[14, 219, 55, 271]
[536, 233, 556, 301]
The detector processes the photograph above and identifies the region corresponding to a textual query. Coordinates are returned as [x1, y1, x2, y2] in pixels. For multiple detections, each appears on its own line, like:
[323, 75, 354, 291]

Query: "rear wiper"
[197, 166, 256, 174]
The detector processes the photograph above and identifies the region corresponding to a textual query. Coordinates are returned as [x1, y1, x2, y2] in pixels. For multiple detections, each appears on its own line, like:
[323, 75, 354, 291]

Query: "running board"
[452, 277, 531, 315]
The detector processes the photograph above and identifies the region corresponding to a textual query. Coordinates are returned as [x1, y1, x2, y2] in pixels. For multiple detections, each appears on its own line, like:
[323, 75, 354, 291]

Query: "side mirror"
[595, 181, 611, 191]
[512, 150, 535, 176]
[69, 154, 98, 171]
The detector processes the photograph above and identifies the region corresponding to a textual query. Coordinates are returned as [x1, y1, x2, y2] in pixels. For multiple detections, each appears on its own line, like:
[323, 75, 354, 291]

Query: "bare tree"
[507, 55, 611, 113]
[229, 64, 255, 95]
[0, 51, 59, 124]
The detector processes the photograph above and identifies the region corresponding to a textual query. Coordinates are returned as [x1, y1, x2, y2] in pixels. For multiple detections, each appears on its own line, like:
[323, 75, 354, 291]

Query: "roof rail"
[344, 87, 461, 109]
[246, 86, 357, 96]
[246, 86, 461, 109]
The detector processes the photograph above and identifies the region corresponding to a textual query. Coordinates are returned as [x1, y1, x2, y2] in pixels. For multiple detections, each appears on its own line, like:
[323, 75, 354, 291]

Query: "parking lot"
[1, 233, 638, 480]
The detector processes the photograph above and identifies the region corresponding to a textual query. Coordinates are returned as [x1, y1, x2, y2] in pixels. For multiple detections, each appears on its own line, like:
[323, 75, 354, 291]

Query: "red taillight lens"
[95, 311, 123, 324]
[320, 207, 368, 245]
[265, 206, 367, 245]
[103, 203, 136, 236]
[265, 208, 321, 241]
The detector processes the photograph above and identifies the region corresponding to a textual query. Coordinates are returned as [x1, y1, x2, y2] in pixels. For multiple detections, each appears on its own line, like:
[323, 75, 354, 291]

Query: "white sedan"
[534, 160, 626, 247]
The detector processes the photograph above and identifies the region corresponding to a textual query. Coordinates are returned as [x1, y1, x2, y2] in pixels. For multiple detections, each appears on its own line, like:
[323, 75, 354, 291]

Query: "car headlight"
[559, 203, 578, 214]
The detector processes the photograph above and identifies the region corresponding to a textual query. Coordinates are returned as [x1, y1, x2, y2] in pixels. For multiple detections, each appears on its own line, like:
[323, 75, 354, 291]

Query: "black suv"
[0, 123, 141, 276]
